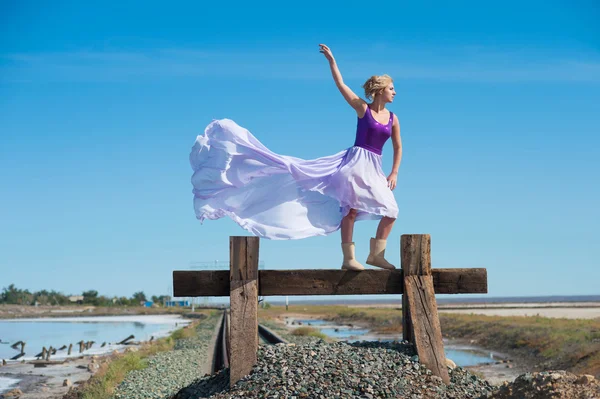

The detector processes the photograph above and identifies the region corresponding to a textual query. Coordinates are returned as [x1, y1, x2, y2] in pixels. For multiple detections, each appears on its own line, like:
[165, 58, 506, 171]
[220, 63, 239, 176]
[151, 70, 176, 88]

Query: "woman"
[190, 44, 402, 271]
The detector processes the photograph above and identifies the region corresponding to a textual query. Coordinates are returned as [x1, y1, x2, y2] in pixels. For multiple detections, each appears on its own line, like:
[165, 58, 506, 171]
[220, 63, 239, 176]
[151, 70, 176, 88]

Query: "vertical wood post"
[401, 234, 450, 384]
[229, 236, 259, 387]
[401, 234, 431, 342]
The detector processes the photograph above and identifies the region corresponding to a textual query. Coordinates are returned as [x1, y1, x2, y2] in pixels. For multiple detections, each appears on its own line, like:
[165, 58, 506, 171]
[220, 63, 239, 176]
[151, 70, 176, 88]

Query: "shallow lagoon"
[292, 318, 495, 367]
[0, 315, 190, 362]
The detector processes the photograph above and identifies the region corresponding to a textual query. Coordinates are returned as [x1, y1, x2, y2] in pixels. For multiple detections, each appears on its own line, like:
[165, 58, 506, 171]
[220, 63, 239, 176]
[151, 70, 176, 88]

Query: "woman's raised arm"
[319, 44, 365, 114]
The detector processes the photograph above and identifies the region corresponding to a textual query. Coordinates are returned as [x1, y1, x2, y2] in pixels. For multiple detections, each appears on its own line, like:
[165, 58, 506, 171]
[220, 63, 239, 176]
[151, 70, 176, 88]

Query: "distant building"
[165, 300, 190, 307]
[68, 295, 84, 304]
[143, 301, 153, 307]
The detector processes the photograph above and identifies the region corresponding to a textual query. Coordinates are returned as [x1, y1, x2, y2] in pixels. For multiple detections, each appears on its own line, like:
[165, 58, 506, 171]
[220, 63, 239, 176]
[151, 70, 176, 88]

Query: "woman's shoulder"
[355, 100, 369, 118]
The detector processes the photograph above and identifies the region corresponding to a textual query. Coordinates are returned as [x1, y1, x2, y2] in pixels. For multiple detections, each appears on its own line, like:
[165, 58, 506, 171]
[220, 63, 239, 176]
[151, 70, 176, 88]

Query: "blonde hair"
[362, 74, 393, 100]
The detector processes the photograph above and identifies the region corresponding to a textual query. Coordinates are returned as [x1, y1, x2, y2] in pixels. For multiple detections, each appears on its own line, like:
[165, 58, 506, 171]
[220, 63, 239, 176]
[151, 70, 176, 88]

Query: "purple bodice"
[353, 107, 393, 155]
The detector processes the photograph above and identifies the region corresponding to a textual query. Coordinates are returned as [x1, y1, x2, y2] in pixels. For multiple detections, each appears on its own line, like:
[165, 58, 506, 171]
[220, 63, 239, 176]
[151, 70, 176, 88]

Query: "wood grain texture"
[259, 270, 403, 296]
[401, 234, 431, 276]
[405, 275, 450, 384]
[230, 236, 259, 281]
[172, 268, 487, 296]
[401, 234, 431, 343]
[229, 237, 259, 387]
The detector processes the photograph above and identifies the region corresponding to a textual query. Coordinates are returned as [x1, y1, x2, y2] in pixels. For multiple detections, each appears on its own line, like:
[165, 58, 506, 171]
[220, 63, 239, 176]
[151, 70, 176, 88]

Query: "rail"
[212, 310, 286, 373]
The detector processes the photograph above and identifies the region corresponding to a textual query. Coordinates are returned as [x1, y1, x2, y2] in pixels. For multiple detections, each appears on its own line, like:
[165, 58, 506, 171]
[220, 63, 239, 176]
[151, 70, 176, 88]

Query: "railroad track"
[212, 310, 287, 373]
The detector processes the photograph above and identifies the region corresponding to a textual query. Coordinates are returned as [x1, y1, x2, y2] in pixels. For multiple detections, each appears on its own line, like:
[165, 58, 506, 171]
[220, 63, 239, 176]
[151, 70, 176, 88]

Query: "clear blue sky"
[1, 1, 599, 301]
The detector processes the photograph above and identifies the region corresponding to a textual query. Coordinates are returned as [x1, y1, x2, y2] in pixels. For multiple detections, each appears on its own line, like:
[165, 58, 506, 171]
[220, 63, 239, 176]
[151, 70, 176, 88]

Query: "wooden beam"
[228, 236, 259, 387]
[172, 268, 487, 297]
[259, 270, 402, 296]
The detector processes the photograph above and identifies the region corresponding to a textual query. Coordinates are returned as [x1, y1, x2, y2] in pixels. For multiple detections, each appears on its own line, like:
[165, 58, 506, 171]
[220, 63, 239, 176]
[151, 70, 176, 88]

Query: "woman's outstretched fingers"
[319, 44, 334, 61]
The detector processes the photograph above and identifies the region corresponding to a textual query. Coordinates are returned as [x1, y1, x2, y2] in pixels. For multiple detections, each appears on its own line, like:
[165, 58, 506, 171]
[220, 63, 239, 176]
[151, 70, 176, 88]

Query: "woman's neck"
[369, 99, 386, 112]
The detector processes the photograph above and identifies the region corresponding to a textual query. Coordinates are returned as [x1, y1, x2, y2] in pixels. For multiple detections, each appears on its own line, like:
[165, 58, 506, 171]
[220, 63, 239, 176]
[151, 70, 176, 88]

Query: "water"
[292, 318, 494, 367]
[443, 347, 494, 366]
[0, 315, 190, 362]
[0, 377, 20, 394]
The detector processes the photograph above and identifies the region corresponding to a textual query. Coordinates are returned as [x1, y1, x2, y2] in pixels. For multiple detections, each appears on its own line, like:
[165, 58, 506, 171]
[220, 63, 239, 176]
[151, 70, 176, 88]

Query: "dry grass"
[290, 326, 328, 340]
[439, 313, 600, 378]
[79, 352, 148, 399]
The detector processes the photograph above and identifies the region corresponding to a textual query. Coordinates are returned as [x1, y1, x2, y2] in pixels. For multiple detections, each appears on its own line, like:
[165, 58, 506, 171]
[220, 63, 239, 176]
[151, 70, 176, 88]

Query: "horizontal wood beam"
[173, 268, 487, 297]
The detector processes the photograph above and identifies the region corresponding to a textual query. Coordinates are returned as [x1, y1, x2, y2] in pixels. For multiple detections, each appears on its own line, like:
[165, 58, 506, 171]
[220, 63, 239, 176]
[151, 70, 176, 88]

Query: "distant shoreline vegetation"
[0, 284, 170, 307]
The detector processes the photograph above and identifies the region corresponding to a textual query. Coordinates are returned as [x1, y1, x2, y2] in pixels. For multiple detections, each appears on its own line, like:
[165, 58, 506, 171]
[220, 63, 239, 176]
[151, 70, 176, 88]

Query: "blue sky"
[1, 1, 599, 302]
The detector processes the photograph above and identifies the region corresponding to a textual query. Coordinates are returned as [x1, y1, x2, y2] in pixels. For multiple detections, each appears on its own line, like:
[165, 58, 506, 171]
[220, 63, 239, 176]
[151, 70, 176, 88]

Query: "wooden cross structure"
[173, 234, 487, 386]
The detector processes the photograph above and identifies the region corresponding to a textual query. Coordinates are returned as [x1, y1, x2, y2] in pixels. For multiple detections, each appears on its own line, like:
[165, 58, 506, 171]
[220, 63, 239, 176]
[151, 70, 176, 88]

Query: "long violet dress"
[190, 108, 399, 240]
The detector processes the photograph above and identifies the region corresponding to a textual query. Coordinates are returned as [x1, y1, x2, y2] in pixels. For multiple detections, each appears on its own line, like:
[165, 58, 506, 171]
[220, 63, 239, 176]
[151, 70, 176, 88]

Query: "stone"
[431, 375, 444, 384]
[446, 358, 457, 369]
[63, 379, 72, 387]
[576, 374, 595, 385]
[2, 388, 23, 398]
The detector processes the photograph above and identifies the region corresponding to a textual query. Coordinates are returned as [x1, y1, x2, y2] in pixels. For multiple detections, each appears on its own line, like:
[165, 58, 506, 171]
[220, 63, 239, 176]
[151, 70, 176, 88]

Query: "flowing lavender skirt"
[190, 119, 398, 240]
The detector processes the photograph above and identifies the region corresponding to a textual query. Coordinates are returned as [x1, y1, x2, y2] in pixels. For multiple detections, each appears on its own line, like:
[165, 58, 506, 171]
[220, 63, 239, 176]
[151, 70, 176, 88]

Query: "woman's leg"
[340, 209, 364, 270]
[375, 217, 396, 239]
[341, 209, 358, 243]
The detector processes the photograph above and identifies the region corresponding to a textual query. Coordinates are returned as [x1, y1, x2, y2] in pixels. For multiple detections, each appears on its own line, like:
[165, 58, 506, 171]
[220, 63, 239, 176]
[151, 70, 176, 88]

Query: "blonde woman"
[190, 44, 402, 271]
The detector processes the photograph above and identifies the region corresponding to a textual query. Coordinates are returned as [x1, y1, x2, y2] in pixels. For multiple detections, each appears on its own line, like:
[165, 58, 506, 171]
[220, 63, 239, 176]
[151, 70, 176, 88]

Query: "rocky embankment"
[109, 315, 220, 399]
[171, 336, 599, 399]
[173, 340, 496, 399]
[488, 371, 599, 399]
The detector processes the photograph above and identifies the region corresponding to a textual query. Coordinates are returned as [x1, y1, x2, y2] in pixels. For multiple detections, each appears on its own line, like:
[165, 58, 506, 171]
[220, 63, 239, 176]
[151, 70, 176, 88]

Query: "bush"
[291, 326, 327, 340]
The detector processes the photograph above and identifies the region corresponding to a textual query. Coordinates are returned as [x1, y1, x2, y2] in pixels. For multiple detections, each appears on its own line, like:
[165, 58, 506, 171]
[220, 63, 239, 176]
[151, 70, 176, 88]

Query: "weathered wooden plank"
[173, 270, 229, 296]
[433, 268, 487, 294]
[401, 234, 431, 276]
[229, 237, 259, 387]
[172, 268, 487, 296]
[259, 270, 403, 296]
[405, 275, 450, 384]
[230, 236, 259, 281]
[402, 234, 431, 343]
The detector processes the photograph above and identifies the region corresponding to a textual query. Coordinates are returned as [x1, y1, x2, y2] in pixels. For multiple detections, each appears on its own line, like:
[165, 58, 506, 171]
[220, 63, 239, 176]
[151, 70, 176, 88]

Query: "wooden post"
[229, 236, 259, 387]
[401, 234, 431, 342]
[401, 234, 449, 384]
[68, 343, 73, 355]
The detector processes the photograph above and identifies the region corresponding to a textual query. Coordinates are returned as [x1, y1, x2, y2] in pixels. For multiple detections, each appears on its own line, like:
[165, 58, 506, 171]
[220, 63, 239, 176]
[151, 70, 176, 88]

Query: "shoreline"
[0, 353, 113, 398]
[0, 304, 196, 320]
[444, 339, 531, 385]
[0, 314, 196, 397]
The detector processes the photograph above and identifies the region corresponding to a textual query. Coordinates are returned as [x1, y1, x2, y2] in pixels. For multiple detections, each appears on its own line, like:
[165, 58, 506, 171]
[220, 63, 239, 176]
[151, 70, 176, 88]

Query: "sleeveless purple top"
[353, 107, 393, 155]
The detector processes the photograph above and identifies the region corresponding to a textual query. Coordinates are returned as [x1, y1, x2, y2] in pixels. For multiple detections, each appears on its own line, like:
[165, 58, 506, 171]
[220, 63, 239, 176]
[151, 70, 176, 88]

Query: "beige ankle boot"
[366, 238, 396, 269]
[341, 242, 365, 271]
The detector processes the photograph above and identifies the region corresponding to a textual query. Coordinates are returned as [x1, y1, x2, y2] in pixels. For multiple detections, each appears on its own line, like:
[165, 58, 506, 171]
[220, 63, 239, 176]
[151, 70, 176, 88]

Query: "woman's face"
[380, 83, 396, 103]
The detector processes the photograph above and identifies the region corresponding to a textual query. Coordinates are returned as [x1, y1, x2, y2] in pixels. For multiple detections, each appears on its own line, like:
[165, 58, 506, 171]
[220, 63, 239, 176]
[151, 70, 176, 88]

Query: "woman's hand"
[319, 44, 334, 62]
[387, 172, 398, 190]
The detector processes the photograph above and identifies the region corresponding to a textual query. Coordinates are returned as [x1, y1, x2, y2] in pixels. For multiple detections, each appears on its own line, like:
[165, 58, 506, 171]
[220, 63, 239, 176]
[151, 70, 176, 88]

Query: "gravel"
[111, 314, 219, 399]
[172, 339, 497, 399]
[486, 370, 600, 399]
